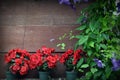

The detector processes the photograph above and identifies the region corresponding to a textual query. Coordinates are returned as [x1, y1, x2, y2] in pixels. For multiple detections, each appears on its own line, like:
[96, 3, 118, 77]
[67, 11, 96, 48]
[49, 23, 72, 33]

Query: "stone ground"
[0, 0, 90, 52]
[0, 0, 83, 26]
[0, 0, 90, 79]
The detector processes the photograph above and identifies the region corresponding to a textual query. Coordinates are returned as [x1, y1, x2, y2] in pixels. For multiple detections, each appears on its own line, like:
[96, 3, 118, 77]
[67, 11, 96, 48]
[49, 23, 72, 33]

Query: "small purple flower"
[117, 2, 120, 13]
[58, 0, 76, 10]
[111, 58, 120, 71]
[94, 58, 104, 68]
[58, 0, 71, 5]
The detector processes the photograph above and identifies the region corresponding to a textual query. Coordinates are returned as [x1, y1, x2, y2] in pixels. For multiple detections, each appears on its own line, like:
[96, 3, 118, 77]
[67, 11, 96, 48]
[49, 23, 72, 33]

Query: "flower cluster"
[60, 49, 84, 71]
[93, 53, 120, 71]
[29, 46, 59, 71]
[111, 58, 120, 71]
[5, 49, 30, 75]
[93, 58, 105, 68]
[58, 0, 89, 9]
[4, 47, 85, 75]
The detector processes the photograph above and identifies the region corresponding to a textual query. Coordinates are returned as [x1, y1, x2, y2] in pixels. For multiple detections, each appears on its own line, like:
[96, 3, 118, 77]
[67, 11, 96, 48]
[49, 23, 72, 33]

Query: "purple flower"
[94, 59, 104, 68]
[58, 0, 76, 10]
[117, 2, 120, 13]
[58, 0, 71, 5]
[111, 58, 120, 71]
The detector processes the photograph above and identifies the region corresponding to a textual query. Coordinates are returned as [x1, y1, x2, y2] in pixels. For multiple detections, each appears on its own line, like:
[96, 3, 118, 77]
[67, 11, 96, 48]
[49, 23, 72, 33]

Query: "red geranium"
[4, 48, 31, 75]
[59, 49, 84, 71]
[29, 53, 42, 69]
[29, 46, 59, 71]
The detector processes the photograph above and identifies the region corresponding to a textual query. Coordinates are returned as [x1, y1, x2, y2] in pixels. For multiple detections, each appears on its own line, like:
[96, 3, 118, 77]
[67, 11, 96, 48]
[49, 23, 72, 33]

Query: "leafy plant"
[75, 0, 120, 80]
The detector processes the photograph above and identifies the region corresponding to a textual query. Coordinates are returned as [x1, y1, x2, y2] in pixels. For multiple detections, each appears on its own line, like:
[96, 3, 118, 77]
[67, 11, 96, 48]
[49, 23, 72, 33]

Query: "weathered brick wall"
[0, 0, 91, 79]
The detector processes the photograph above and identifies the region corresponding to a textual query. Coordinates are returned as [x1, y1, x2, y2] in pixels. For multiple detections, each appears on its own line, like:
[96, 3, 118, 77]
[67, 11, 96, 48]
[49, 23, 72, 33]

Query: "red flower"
[60, 49, 83, 71]
[10, 64, 20, 74]
[47, 62, 55, 68]
[9, 52, 16, 59]
[46, 55, 59, 69]
[60, 57, 65, 63]
[4, 55, 11, 63]
[20, 64, 29, 75]
[29, 46, 59, 71]
[47, 55, 56, 63]
[73, 49, 82, 65]
[29, 53, 42, 69]
[15, 58, 22, 65]
[66, 49, 73, 55]
[60, 53, 69, 63]
[42, 46, 55, 55]
[4, 48, 30, 75]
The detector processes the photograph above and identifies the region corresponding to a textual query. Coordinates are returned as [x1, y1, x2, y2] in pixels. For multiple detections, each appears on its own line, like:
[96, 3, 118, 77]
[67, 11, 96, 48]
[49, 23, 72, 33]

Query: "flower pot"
[39, 71, 49, 80]
[6, 71, 16, 80]
[66, 71, 77, 80]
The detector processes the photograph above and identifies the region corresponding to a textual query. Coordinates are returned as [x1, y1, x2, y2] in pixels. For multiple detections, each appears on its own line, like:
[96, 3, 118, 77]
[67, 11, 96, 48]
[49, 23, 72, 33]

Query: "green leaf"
[81, 64, 89, 68]
[90, 68, 98, 74]
[89, 21, 95, 32]
[75, 35, 82, 39]
[90, 62, 96, 67]
[57, 44, 61, 47]
[102, 33, 109, 40]
[77, 15, 85, 23]
[87, 50, 92, 57]
[88, 41, 95, 47]
[101, 27, 111, 33]
[89, 19, 100, 32]
[93, 71, 103, 79]
[85, 28, 90, 33]
[78, 35, 89, 45]
[95, 44, 101, 51]
[85, 72, 92, 79]
[105, 66, 112, 78]
[97, 35, 104, 43]
[77, 58, 84, 68]
[78, 69, 84, 72]
[76, 25, 86, 30]
[57, 43, 66, 50]
[59, 33, 67, 40]
[100, 44, 107, 49]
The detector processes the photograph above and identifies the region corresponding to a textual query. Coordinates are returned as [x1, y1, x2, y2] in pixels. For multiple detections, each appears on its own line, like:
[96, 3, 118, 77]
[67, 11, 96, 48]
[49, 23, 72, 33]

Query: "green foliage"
[75, 0, 120, 80]
[65, 57, 73, 70]
[57, 30, 75, 50]
[37, 62, 49, 71]
[57, 43, 66, 50]
[77, 58, 84, 68]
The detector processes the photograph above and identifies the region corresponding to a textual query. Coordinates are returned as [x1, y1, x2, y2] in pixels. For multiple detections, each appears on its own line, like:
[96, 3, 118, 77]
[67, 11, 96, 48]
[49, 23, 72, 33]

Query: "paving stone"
[23, 25, 78, 52]
[0, 26, 25, 52]
[0, 0, 90, 26]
